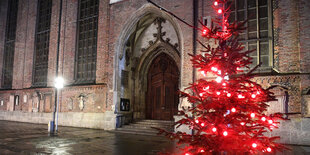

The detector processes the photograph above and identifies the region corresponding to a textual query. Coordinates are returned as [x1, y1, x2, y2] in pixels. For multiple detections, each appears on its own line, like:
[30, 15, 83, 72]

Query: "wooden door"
[146, 53, 179, 120]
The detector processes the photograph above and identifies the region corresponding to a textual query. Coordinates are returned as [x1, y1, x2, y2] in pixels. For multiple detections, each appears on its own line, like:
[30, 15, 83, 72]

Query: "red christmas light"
[227, 93, 231, 97]
[203, 86, 209, 91]
[195, 119, 199, 123]
[250, 113, 255, 118]
[211, 66, 218, 72]
[231, 108, 236, 113]
[216, 76, 223, 83]
[267, 147, 272, 152]
[223, 131, 228, 136]
[201, 123, 205, 127]
[268, 120, 273, 124]
[261, 117, 266, 121]
[202, 28, 209, 36]
[217, 9, 223, 14]
[238, 94, 245, 99]
[251, 94, 256, 98]
[212, 127, 217, 132]
[200, 149, 205, 153]
[216, 92, 221, 95]
[252, 143, 257, 148]
[240, 122, 245, 126]
[201, 71, 206, 76]
[214, 1, 218, 6]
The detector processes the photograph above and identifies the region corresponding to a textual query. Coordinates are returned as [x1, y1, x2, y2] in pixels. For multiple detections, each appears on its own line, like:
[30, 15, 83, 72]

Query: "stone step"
[115, 127, 160, 136]
[136, 119, 174, 124]
[113, 129, 159, 136]
[122, 124, 174, 131]
[134, 121, 174, 126]
[115, 119, 175, 135]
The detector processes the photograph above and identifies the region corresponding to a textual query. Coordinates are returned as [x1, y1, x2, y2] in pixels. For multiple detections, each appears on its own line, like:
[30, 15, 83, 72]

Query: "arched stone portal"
[114, 4, 182, 123]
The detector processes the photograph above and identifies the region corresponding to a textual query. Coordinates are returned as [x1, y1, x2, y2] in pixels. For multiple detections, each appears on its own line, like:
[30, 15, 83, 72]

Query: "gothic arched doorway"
[146, 53, 179, 120]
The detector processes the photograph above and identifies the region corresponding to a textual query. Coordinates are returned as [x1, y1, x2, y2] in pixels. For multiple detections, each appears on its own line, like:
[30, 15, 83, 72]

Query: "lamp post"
[54, 77, 64, 133]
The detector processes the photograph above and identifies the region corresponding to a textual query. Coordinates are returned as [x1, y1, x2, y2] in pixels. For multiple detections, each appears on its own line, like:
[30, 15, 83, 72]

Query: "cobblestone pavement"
[0, 121, 309, 155]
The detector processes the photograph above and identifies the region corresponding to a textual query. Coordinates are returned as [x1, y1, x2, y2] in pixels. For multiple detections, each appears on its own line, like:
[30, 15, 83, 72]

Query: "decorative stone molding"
[32, 92, 40, 113]
[141, 17, 179, 55]
[66, 97, 73, 111]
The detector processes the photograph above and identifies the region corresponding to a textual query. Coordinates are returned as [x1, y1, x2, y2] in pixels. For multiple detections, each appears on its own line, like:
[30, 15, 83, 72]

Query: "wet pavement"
[0, 120, 309, 155]
[0, 121, 177, 155]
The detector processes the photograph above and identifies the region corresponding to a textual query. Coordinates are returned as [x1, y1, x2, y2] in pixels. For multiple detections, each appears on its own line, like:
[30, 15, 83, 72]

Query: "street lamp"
[54, 77, 64, 133]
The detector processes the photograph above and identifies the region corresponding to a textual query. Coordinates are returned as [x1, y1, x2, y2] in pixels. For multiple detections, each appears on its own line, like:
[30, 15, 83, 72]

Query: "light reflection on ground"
[0, 121, 309, 155]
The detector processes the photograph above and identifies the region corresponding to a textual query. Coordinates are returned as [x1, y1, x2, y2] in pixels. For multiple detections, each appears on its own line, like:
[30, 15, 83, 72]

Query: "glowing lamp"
[216, 92, 221, 95]
[214, 1, 218, 6]
[261, 117, 266, 121]
[55, 77, 64, 89]
[268, 120, 273, 124]
[199, 93, 203, 97]
[216, 76, 223, 83]
[195, 119, 199, 123]
[222, 83, 226, 86]
[212, 127, 217, 132]
[217, 9, 223, 14]
[251, 94, 256, 98]
[252, 143, 257, 148]
[267, 147, 272, 152]
[240, 122, 245, 126]
[200, 149, 205, 153]
[250, 113, 255, 118]
[227, 93, 231, 97]
[223, 131, 228, 136]
[201, 123, 205, 127]
[231, 108, 236, 113]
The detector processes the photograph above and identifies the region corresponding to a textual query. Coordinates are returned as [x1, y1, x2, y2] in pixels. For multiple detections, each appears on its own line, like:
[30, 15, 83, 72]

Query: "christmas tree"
[155, 0, 286, 154]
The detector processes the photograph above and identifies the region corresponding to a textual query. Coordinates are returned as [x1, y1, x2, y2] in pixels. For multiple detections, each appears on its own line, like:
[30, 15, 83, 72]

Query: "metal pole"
[55, 89, 60, 132]
[52, 0, 63, 134]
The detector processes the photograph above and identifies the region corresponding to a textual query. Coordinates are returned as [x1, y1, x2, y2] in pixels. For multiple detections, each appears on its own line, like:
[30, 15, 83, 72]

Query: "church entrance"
[146, 53, 179, 120]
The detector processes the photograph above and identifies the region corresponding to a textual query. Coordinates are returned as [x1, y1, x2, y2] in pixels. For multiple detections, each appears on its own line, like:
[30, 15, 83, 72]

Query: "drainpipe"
[192, 0, 198, 135]
[193, 0, 198, 82]
[52, 0, 63, 134]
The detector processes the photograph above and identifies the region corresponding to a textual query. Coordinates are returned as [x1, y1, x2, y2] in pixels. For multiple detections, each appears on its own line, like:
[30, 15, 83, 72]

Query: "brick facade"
[0, 0, 309, 144]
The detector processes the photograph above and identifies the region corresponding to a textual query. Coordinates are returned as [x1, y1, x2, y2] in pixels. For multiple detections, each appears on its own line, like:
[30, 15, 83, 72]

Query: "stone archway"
[113, 4, 183, 123]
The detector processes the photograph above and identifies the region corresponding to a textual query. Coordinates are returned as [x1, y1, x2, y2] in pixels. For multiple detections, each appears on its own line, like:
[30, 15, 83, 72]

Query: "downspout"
[193, 0, 198, 82]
